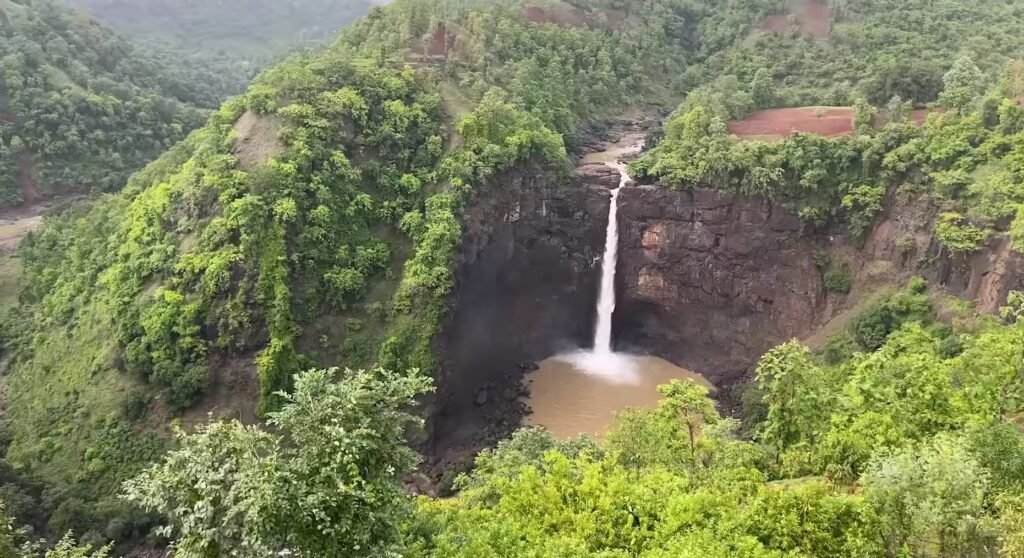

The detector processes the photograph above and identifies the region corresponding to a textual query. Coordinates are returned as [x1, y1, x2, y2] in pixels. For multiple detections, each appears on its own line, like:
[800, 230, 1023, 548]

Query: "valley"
[2, 0, 1024, 556]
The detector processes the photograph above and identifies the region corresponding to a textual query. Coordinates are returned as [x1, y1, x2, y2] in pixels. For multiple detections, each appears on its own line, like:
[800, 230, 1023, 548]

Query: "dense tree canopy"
[4, 0, 1024, 554]
[0, 0, 208, 206]
[124, 284, 1024, 557]
[68, 0, 381, 102]
[633, 57, 1024, 250]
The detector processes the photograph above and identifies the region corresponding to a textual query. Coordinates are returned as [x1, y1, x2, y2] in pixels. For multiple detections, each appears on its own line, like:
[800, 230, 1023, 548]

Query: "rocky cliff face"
[614, 183, 1024, 385]
[430, 141, 1024, 465]
[615, 186, 826, 384]
[859, 193, 1024, 315]
[429, 166, 609, 458]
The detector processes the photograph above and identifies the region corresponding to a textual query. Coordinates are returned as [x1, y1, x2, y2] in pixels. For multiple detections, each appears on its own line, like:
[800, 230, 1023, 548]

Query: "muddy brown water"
[524, 352, 713, 439]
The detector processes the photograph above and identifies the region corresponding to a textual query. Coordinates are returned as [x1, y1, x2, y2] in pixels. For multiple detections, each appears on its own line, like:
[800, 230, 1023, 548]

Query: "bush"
[935, 212, 990, 252]
[813, 250, 832, 270]
[908, 276, 928, 294]
[896, 234, 918, 254]
[821, 334, 857, 365]
[824, 266, 852, 294]
[850, 285, 933, 350]
[938, 334, 964, 358]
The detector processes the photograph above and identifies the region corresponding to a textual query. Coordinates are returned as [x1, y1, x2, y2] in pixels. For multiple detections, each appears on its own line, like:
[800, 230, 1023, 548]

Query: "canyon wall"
[429, 166, 609, 457]
[430, 154, 1024, 464]
[615, 186, 825, 385]
[615, 184, 1024, 385]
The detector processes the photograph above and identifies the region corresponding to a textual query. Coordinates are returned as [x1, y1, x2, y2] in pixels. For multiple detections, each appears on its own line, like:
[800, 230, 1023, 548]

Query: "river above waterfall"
[524, 353, 713, 439]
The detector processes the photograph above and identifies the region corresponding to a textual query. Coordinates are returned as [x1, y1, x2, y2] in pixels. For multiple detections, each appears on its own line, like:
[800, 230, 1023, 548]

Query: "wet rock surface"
[575, 163, 621, 189]
[614, 185, 1024, 386]
[426, 163, 609, 466]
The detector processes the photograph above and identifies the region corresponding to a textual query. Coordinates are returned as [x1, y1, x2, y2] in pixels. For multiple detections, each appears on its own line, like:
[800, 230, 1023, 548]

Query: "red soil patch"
[523, 4, 588, 28]
[730, 106, 943, 141]
[759, 0, 831, 40]
[728, 107, 854, 141]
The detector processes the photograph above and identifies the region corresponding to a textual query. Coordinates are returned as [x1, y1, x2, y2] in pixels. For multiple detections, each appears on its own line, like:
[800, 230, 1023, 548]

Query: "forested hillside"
[2, 0, 1024, 555]
[69, 0, 382, 97]
[0, 0, 210, 206]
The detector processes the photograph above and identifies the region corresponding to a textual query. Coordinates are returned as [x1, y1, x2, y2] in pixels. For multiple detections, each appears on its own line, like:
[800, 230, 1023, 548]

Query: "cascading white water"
[556, 154, 642, 384]
[592, 161, 628, 353]
[527, 136, 715, 436]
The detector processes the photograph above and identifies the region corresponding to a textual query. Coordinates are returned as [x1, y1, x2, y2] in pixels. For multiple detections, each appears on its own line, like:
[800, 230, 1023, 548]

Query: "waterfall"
[554, 144, 643, 385]
[593, 161, 628, 353]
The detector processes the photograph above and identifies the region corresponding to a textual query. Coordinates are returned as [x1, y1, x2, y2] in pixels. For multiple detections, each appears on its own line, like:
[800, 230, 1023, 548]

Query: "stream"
[523, 133, 713, 439]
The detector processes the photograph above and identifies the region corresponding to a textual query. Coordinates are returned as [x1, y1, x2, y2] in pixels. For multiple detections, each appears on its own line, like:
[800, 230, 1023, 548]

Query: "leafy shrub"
[897, 234, 919, 254]
[821, 334, 857, 365]
[824, 265, 853, 295]
[850, 284, 933, 350]
[841, 184, 886, 239]
[935, 212, 990, 252]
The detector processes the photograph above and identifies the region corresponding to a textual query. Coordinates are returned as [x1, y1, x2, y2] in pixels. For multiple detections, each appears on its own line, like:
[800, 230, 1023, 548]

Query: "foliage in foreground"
[108, 288, 1024, 558]
[402, 296, 1024, 558]
[1, 502, 110, 558]
[123, 367, 432, 557]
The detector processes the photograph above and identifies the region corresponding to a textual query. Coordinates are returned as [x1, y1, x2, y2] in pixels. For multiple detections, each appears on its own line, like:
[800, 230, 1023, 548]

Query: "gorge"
[6, 0, 1024, 552]
[427, 120, 1024, 463]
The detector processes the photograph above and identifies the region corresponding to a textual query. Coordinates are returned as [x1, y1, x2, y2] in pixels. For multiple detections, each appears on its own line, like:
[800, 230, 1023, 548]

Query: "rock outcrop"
[615, 186, 825, 384]
[613, 184, 1024, 385]
[429, 165, 609, 458]
[575, 163, 620, 189]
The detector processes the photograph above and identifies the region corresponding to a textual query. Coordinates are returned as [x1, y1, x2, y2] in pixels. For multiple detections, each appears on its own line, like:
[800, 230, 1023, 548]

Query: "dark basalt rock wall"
[613, 184, 1024, 386]
[614, 186, 826, 384]
[429, 166, 609, 457]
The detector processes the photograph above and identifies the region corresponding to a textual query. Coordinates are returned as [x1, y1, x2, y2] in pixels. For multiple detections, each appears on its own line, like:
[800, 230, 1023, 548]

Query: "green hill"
[69, 0, 382, 100]
[70, 0, 380, 58]
[0, 0, 210, 207]
[2, 0, 1024, 554]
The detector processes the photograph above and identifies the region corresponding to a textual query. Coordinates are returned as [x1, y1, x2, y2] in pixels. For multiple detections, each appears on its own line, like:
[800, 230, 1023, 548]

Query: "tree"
[754, 341, 828, 460]
[863, 434, 994, 557]
[1, 503, 110, 558]
[656, 380, 719, 468]
[853, 98, 877, 135]
[1000, 495, 1024, 558]
[750, 68, 776, 109]
[940, 55, 986, 113]
[123, 367, 432, 557]
[606, 379, 719, 472]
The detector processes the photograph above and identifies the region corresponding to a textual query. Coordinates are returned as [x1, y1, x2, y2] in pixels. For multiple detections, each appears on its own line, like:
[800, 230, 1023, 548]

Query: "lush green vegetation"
[70, 0, 377, 65]
[0, 0, 210, 206]
[123, 367, 432, 557]
[5, 0, 1024, 554]
[23, 281, 1016, 557]
[633, 57, 1024, 249]
[69, 0, 380, 100]
[0, 0, 587, 543]
[694, 0, 1024, 107]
